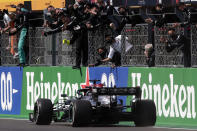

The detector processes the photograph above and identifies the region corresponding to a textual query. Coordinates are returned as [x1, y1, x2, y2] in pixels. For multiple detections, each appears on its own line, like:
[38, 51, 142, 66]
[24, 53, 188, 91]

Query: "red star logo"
[80, 68, 92, 89]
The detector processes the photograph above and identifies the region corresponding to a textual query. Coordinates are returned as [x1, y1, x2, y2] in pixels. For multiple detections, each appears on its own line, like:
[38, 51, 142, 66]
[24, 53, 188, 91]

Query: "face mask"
[100, 51, 106, 57]
[170, 34, 177, 39]
[120, 11, 126, 15]
[105, 39, 113, 44]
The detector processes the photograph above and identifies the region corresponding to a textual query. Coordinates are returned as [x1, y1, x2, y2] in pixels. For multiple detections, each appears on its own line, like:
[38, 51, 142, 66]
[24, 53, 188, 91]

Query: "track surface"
[0, 119, 194, 131]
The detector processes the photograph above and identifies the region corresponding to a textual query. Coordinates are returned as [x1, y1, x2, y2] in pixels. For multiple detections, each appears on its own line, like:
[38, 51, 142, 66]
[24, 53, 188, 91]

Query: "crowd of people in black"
[0, 0, 197, 68]
[42, 0, 137, 69]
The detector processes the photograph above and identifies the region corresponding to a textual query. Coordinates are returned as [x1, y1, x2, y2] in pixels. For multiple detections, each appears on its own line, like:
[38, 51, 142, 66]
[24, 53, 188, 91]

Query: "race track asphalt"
[0, 119, 195, 131]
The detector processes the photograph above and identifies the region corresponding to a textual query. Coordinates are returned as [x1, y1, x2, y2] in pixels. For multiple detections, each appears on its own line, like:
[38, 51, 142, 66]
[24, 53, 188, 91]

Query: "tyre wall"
[0, 66, 197, 128]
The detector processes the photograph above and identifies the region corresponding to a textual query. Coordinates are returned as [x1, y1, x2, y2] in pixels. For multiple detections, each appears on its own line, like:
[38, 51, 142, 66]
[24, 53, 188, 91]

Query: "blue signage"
[0, 67, 23, 115]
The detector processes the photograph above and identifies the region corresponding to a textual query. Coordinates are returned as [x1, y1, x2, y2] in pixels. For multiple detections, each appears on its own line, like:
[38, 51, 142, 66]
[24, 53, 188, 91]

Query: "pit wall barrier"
[0, 66, 197, 128]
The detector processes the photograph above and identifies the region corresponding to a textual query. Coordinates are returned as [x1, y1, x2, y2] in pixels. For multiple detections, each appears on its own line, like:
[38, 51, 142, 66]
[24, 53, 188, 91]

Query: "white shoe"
[35, 57, 41, 64]
[13, 52, 19, 59]
[6, 46, 11, 50]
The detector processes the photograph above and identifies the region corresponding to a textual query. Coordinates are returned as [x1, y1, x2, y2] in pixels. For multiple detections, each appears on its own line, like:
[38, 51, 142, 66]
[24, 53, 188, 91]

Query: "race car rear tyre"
[71, 100, 92, 127]
[133, 99, 156, 127]
[34, 98, 53, 125]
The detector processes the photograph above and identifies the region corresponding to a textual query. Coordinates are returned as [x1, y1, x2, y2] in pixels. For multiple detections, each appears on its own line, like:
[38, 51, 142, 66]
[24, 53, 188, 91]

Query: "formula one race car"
[29, 80, 156, 127]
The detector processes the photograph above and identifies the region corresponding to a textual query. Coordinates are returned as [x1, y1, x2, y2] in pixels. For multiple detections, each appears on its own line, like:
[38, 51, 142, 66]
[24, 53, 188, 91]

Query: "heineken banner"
[0, 66, 197, 128]
[128, 67, 197, 128]
[20, 67, 86, 117]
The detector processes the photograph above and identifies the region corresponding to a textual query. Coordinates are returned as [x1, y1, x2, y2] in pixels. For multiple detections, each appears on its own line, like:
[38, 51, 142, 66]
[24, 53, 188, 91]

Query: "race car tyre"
[133, 99, 156, 127]
[34, 98, 53, 125]
[70, 100, 92, 127]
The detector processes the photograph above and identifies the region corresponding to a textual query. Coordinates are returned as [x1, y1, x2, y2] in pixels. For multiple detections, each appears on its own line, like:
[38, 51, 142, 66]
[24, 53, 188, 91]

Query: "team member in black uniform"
[9, 4, 29, 66]
[173, 2, 191, 38]
[160, 28, 191, 67]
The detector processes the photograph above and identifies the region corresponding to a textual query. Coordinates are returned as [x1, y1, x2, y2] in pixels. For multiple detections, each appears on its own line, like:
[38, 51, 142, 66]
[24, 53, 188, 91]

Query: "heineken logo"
[26, 72, 80, 110]
[131, 73, 196, 119]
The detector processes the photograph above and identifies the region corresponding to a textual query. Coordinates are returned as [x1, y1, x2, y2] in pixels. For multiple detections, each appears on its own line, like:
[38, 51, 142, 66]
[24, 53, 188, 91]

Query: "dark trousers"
[183, 52, 191, 67]
[183, 26, 191, 67]
[111, 52, 121, 66]
[148, 23, 155, 46]
[75, 31, 88, 66]
[70, 31, 80, 45]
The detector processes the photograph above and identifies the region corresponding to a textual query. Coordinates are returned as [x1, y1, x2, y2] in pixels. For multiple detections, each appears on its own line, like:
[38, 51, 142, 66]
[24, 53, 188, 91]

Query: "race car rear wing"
[78, 87, 141, 98]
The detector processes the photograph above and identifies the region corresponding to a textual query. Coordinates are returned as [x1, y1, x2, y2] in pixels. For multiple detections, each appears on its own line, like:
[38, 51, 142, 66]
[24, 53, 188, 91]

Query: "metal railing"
[0, 24, 197, 67]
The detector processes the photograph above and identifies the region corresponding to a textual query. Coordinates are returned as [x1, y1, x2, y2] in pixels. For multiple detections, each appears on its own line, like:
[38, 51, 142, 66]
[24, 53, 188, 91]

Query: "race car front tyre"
[133, 99, 156, 127]
[70, 100, 92, 127]
[34, 98, 53, 125]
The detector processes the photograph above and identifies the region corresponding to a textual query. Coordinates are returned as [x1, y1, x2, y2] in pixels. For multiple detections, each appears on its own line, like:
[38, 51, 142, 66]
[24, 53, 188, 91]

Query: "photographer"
[160, 28, 191, 67]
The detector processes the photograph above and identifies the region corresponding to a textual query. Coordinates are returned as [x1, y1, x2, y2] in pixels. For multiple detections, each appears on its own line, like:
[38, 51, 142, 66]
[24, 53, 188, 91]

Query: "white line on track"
[154, 126, 197, 131]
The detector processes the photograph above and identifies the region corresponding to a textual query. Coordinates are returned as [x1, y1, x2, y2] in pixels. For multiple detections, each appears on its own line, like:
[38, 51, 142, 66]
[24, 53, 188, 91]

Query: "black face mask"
[100, 50, 106, 58]
[119, 11, 126, 15]
[170, 34, 177, 40]
[105, 39, 113, 44]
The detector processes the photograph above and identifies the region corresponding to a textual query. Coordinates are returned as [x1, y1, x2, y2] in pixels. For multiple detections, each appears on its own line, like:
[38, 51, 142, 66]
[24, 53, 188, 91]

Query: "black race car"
[29, 80, 156, 127]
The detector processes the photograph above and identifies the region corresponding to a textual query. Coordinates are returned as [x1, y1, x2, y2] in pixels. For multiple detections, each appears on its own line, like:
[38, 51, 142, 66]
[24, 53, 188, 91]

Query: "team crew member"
[71, 0, 89, 69]
[0, 9, 12, 50]
[88, 46, 108, 67]
[160, 28, 191, 67]
[173, 2, 191, 39]
[101, 35, 132, 67]
[144, 44, 155, 67]
[1, 9, 11, 33]
[102, 35, 121, 66]
[9, 4, 29, 66]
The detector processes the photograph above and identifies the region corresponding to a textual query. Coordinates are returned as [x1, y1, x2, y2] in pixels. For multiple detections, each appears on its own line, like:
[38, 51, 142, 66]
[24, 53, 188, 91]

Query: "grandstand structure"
[0, 0, 65, 11]
[1, 23, 197, 67]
